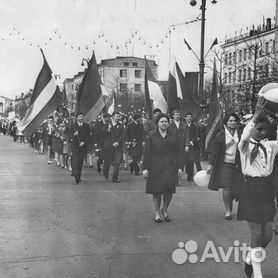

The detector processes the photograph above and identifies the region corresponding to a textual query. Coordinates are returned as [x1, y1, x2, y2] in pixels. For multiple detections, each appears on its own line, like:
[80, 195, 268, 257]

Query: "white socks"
[245, 247, 251, 265]
[250, 247, 264, 278]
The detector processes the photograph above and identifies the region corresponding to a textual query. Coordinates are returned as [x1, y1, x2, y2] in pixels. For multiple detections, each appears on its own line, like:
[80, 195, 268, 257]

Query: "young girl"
[237, 98, 278, 278]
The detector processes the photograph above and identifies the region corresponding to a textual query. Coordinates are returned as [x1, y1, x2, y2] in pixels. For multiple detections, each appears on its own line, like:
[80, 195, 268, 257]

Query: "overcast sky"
[0, 0, 275, 98]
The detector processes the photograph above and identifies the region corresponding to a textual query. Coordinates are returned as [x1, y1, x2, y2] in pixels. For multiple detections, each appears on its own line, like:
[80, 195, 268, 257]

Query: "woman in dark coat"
[142, 113, 183, 223]
[207, 112, 242, 220]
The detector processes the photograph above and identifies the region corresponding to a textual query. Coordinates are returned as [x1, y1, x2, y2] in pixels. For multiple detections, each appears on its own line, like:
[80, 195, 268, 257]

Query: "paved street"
[0, 134, 277, 278]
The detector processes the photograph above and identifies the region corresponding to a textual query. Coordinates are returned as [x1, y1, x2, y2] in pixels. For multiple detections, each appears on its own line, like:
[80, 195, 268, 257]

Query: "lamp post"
[189, 0, 217, 103]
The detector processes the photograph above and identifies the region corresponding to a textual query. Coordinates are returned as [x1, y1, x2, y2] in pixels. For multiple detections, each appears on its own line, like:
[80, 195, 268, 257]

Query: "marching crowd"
[1, 102, 278, 278]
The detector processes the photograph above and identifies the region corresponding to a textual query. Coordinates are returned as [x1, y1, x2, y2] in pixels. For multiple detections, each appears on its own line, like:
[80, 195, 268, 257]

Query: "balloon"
[193, 170, 210, 187]
[258, 83, 278, 114]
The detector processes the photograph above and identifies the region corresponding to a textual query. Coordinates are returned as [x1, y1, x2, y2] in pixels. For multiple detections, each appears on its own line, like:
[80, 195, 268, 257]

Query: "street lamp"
[189, 0, 217, 103]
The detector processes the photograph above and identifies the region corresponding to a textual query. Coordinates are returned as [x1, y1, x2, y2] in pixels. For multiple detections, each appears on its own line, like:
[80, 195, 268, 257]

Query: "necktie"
[250, 140, 267, 165]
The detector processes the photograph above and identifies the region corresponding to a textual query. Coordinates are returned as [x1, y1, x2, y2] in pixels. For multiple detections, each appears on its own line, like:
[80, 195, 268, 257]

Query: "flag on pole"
[76, 51, 105, 123]
[144, 57, 167, 118]
[107, 90, 116, 115]
[18, 49, 63, 138]
[205, 59, 223, 151]
[183, 72, 202, 116]
[167, 57, 183, 114]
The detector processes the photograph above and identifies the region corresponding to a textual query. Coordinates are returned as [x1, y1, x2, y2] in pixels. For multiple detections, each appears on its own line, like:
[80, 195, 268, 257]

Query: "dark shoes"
[75, 175, 80, 184]
[161, 209, 171, 222]
[155, 217, 162, 223]
[244, 262, 253, 277]
[112, 179, 120, 183]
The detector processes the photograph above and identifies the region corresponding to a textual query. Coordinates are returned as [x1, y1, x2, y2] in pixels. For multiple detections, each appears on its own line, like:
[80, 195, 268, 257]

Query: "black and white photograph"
[0, 0, 278, 277]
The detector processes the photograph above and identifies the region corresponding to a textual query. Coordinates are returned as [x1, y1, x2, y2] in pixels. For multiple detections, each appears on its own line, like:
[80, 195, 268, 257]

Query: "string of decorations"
[0, 15, 201, 54]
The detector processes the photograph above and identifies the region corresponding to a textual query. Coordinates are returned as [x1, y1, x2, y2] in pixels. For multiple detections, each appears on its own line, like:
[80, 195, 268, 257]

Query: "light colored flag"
[18, 49, 63, 138]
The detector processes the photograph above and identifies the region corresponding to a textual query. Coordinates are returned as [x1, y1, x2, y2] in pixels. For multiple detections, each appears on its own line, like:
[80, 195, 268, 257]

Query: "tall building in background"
[221, 17, 275, 112]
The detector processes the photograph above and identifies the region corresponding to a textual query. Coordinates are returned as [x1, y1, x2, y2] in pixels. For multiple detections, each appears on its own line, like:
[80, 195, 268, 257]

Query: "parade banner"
[205, 59, 223, 151]
[167, 57, 183, 114]
[18, 50, 63, 138]
[76, 51, 105, 123]
[144, 57, 167, 117]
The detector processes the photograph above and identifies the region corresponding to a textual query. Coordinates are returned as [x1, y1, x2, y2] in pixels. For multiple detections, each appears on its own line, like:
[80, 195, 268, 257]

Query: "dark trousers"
[130, 155, 141, 174]
[186, 160, 202, 181]
[71, 148, 86, 178]
[103, 148, 122, 181]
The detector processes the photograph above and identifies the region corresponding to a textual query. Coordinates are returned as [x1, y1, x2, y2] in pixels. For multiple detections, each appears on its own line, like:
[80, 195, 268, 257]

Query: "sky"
[0, 0, 275, 99]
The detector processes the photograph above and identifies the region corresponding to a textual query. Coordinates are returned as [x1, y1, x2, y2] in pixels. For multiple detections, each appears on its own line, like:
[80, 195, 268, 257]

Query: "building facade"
[221, 17, 275, 112]
[63, 56, 157, 112]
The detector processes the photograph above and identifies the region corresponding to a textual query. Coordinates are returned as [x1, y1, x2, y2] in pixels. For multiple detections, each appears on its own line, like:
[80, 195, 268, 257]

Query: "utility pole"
[251, 44, 258, 112]
[199, 0, 206, 104]
[274, 0, 278, 72]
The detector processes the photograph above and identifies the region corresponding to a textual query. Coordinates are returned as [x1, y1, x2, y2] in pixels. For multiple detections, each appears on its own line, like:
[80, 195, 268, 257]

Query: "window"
[120, 83, 127, 92]
[239, 50, 242, 62]
[258, 66, 264, 79]
[243, 68, 246, 81]
[124, 62, 129, 66]
[224, 54, 228, 65]
[233, 52, 236, 63]
[228, 72, 232, 83]
[132, 62, 138, 67]
[243, 49, 247, 60]
[228, 53, 232, 65]
[134, 84, 141, 92]
[233, 71, 236, 83]
[238, 69, 242, 82]
[135, 70, 142, 78]
[273, 40, 275, 53]
[265, 64, 269, 77]
[120, 69, 127, 78]
[265, 42, 269, 55]
[224, 73, 228, 84]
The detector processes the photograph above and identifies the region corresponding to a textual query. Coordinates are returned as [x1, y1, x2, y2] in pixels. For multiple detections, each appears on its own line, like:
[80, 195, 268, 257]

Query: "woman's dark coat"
[142, 129, 183, 194]
[208, 127, 242, 191]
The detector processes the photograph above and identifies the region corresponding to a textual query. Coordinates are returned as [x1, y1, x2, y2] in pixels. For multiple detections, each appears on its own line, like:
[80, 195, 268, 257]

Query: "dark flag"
[167, 57, 183, 114]
[175, 61, 201, 116]
[205, 59, 223, 151]
[18, 49, 63, 138]
[183, 72, 202, 116]
[76, 51, 105, 123]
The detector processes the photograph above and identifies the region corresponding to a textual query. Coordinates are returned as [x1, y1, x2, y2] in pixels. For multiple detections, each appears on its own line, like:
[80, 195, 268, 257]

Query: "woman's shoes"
[155, 217, 162, 223]
[161, 209, 171, 222]
[225, 212, 232, 220]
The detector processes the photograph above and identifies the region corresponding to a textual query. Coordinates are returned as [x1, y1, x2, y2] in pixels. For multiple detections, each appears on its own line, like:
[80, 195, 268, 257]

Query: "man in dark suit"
[94, 113, 111, 173]
[126, 113, 145, 175]
[103, 111, 125, 183]
[168, 109, 186, 138]
[69, 112, 90, 184]
[182, 112, 202, 182]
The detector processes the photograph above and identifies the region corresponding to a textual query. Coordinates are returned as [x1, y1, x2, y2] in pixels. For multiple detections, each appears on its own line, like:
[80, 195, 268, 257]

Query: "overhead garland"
[1, 16, 200, 55]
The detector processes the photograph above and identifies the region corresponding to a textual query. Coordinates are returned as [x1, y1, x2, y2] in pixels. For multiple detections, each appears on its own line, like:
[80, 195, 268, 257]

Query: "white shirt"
[174, 120, 180, 129]
[224, 126, 239, 164]
[238, 120, 278, 177]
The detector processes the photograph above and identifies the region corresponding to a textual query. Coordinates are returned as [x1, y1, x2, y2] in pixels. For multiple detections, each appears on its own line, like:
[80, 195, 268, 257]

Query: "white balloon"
[193, 170, 210, 187]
